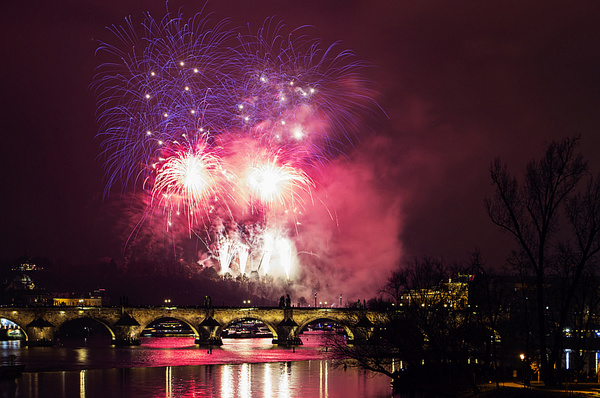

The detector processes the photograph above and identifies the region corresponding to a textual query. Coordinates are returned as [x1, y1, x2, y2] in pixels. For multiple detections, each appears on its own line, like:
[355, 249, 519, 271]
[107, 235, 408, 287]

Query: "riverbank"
[458, 381, 600, 397]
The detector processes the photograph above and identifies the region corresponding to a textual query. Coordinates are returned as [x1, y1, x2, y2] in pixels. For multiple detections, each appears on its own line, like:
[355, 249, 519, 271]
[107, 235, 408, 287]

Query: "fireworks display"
[94, 10, 376, 281]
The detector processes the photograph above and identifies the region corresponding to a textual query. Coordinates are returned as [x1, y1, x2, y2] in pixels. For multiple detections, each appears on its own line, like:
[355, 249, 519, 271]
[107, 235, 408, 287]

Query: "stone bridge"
[0, 306, 387, 346]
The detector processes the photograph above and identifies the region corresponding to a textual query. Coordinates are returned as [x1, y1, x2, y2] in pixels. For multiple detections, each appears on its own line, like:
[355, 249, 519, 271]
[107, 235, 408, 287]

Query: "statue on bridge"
[279, 294, 292, 308]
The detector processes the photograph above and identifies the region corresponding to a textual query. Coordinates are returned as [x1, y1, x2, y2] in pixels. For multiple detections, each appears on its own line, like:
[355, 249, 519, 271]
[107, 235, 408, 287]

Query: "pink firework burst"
[152, 142, 224, 228]
[246, 153, 313, 211]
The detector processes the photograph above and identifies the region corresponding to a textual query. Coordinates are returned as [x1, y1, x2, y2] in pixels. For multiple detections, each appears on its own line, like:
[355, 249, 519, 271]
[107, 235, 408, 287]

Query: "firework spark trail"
[151, 142, 223, 229]
[274, 236, 293, 280]
[238, 244, 249, 275]
[234, 19, 375, 165]
[258, 231, 275, 275]
[94, 9, 377, 280]
[217, 235, 236, 275]
[245, 152, 313, 211]
[95, 12, 235, 194]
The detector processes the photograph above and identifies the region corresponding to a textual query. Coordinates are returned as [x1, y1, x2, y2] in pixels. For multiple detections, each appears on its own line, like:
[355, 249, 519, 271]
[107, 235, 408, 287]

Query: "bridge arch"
[0, 307, 382, 346]
[296, 316, 355, 341]
[141, 316, 200, 339]
[54, 316, 116, 341]
[0, 317, 28, 341]
[217, 316, 278, 340]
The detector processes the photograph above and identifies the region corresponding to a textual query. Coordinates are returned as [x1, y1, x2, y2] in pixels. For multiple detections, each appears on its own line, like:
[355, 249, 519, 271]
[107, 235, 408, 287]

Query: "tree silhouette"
[486, 136, 600, 386]
[326, 256, 489, 394]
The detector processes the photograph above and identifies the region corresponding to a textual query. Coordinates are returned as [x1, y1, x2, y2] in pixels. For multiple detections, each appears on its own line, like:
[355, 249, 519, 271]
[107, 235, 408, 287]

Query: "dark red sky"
[2, 0, 600, 271]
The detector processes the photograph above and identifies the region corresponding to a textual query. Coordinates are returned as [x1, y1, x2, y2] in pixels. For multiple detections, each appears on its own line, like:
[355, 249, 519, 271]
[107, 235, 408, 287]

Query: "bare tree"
[326, 256, 488, 394]
[466, 250, 512, 389]
[567, 268, 600, 380]
[324, 313, 423, 387]
[486, 136, 600, 386]
[380, 269, 406, 305]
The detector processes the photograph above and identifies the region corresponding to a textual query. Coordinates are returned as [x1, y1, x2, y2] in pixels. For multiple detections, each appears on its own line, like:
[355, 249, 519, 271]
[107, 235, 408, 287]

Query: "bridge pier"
[112, 327, 141, 346]
[348, 315, 375, 345]
[26, 317, 55, 346]
[196, 316, 223, 346]
[25, 327, 55, 346]
[112, 313, 141, 346]
[272, 314, 302, 345]
[195, 335, 223, 346]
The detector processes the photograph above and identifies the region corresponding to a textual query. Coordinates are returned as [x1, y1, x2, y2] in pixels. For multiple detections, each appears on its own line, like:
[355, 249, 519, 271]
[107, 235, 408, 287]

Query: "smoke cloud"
[291, 135, 404, 303]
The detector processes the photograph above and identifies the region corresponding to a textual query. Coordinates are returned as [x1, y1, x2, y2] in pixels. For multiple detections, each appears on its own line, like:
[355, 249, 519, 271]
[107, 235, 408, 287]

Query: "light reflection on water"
[1, 335, 393, 397]
[79, 370, 85, 398]
[264, 361, 272, 398]
[4, 360, 392, 398]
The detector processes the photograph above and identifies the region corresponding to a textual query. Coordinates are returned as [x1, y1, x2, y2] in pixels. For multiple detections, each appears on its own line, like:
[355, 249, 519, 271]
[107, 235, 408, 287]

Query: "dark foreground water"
[0, 333, 393, 397]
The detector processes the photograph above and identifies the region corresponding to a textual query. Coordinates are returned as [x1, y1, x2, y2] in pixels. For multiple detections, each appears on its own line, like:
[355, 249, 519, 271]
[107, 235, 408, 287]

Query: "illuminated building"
[399, 274, 471, 310]
[53, 289, 108, 307]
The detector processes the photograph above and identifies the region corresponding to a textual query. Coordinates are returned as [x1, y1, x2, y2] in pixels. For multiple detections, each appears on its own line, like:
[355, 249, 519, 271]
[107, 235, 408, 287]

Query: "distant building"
[0, 258, 53, 305]
[399, 274, 471, 310]
[53, 289, 109, 307]
[11, 259, 42, 272]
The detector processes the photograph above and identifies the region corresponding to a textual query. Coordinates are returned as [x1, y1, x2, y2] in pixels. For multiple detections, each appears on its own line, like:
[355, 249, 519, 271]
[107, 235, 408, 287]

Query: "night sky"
[2, 1, 600, 294]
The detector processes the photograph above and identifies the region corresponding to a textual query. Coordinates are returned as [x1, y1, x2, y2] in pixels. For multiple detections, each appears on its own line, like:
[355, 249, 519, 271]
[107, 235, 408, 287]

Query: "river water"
[0, 332, 393, 397]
